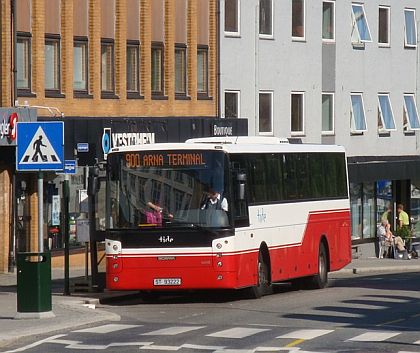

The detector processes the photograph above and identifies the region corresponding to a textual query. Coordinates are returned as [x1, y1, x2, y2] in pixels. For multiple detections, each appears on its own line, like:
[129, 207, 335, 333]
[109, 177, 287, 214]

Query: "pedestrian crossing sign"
[16, 122, 64, 171]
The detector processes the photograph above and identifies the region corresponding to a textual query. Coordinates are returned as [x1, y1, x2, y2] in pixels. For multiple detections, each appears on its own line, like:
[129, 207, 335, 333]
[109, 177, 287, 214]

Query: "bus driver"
[201, 189, 228, 212]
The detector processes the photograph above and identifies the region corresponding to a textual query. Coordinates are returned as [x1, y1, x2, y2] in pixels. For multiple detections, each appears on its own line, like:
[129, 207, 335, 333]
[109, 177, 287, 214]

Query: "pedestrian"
[397, 203, 410, 229]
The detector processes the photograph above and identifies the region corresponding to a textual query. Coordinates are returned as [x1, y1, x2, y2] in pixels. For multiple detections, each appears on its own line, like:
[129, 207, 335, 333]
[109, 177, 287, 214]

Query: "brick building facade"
[0, 0, 247, 273]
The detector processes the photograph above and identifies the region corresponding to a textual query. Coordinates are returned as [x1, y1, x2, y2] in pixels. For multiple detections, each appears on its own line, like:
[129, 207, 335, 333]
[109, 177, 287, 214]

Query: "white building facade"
[220, 0, 420, 247]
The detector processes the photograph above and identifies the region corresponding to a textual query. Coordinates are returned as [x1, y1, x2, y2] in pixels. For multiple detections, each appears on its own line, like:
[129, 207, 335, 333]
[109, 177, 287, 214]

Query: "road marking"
[207, 327, 270, 339]
[181, 343, 226, 350]
[2, 335, 67, 353]
[141, 326, 206, 335]
[73, 324, 141, 334]
[285, 339, 305, 347]
[347, 331, 400, 342]
[414, 339, 420, 345]
[277, 329, 334, 340]
[140, 345, 180, 350]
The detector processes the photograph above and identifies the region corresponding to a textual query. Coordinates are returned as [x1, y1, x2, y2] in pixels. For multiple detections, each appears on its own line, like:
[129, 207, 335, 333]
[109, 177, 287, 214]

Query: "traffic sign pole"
[38, 172, 44, 253]
[63, 174, 70, 296]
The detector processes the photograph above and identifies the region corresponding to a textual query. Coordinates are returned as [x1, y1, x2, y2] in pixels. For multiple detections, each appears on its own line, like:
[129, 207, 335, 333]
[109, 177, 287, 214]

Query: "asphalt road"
[3, 271, 420, 353]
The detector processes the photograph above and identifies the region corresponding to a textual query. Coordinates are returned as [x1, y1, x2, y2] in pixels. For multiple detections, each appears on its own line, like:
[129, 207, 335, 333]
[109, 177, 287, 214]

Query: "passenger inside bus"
[145, 201, 173, 225]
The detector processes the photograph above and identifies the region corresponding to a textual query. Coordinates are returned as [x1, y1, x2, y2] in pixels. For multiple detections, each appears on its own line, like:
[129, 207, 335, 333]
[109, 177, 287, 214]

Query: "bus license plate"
[153, 278, 181, 286]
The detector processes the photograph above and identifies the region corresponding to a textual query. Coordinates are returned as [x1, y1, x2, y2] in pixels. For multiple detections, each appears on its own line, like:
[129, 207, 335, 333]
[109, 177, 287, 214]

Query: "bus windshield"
[107, 150, 231, 229]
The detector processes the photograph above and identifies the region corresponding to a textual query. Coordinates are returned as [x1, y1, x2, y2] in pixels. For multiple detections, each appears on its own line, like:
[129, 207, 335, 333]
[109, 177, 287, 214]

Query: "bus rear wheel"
[247, 251, 271, 299]
[308, 242, 328, 289]
[291, 242, 328, 290]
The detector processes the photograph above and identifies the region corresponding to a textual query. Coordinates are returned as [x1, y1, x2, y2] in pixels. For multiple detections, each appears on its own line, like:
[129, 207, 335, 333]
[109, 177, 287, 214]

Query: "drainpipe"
[12, 0, 17, 106]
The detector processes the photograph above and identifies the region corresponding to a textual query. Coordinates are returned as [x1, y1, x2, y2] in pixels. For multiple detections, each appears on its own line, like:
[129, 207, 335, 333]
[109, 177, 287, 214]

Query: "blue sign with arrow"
[16, 122, 64, 171]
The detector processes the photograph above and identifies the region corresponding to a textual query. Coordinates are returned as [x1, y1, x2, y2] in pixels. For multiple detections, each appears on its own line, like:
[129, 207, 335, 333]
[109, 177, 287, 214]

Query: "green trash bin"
[17, 252, 52, 313]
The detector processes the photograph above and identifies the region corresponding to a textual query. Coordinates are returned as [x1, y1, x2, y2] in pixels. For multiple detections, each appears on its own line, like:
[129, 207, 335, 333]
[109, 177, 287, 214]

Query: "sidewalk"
[0, 257, 419, 349]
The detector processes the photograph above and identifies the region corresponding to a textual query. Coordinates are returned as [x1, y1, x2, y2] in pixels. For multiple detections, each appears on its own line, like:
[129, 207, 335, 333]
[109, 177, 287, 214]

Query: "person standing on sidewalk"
[397, 203, 410, 229]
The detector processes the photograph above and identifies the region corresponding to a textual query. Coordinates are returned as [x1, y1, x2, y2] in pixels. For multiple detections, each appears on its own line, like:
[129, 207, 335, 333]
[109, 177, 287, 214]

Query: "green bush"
[396, 226, 411, 241]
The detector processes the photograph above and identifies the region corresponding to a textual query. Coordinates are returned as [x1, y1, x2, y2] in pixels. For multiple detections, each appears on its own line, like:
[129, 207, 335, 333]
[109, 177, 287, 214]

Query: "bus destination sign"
[125, 152, 206, 168]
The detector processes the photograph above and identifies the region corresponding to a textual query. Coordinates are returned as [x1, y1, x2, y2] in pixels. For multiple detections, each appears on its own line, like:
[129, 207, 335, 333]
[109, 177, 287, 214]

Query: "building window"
[404, 9, 417, 48]
[377, 94, 395, 132]
[101, 41, 115, 93]
[322, 93, 334, 134]
[17, 34, 31, 91]
[175, 46, 187, 96]
[291, 92, 304, 134]
[292, 0, 305, 40]
[151, 44, 164, 96]
[378, 6, 390, 46]
[403, 94, 420, 131]
[197, 46, 208, 96]
[225, 90, 240, 118]
[351, 3, 372, 42]
[350, 182, 376, 240]
[350, 93, 367, 133]
[127, 42, 140, 94]
[322, 1, 335, 41]
[259, 0, 273, 37]
[73, 39, 88, 92]
[225, 0, 239, 35]
[45, 37, 61, 91]
[259, 91, 273, 135]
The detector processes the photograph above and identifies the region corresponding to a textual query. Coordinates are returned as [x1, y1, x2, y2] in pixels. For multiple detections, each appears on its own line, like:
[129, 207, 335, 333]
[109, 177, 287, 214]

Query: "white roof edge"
[185, 136, 290, 144]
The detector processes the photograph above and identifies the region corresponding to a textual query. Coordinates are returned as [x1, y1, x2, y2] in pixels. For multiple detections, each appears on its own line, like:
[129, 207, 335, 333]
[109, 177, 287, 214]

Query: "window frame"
[224, 0, 240, 37]
[291, 91, 305, 135]
[151, 42, 165, 97]
[73, 37, 89, 95]
[259, 0, 274, 39]
[350, 93, 368, 134]
[16, 32, 32, 95]
[44, 35, 61, 95]
[258, 90, 274, 136]
[126, 40, 141, 98]
[175, 44, 187, 97]
[197, 45, 209, 98]
[378, 5, 390, 47]
[404, 8, 417, 48]
[224, 90, 240, 118]
[351, 3, 372, 43]
[377, 93, 396, 133]
[322, 92, 335, 135]
[403, 94, 420, 131]
[101, 39, 116, 97]
[292, 0, 305, 41]
[322, 0, 335, 42]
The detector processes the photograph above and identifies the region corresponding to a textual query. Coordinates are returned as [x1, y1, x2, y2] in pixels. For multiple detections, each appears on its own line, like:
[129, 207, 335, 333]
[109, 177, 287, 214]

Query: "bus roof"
[108, 136, 346, 155]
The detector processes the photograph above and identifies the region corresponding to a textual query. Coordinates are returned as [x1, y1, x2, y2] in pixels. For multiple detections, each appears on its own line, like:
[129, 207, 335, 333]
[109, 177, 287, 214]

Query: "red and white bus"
[105, 136, 351, 297]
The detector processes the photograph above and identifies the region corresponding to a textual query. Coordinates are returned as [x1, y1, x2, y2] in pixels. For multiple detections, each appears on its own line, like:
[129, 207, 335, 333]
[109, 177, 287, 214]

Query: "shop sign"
[0, 112, 18, 144]
[102, 127, 155, 160]
[213, 123, 233, 136]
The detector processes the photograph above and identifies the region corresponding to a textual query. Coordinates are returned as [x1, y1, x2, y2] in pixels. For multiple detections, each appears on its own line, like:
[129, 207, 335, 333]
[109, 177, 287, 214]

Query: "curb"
[336, 265, 420, 275]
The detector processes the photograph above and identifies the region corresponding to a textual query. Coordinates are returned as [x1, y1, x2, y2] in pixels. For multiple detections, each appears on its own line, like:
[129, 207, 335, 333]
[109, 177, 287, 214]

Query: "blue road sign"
[77, 143, 89, 153]
[64, 160, 77, 174]
[17, 122, 64, 171]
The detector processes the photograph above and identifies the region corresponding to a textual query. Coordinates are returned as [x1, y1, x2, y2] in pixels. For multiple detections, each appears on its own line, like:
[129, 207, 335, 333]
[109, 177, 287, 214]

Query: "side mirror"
[237, 173, 246, 200]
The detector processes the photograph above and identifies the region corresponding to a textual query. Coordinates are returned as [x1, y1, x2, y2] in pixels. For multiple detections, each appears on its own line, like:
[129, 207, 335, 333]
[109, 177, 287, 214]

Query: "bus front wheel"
[247, 251, 271, 299]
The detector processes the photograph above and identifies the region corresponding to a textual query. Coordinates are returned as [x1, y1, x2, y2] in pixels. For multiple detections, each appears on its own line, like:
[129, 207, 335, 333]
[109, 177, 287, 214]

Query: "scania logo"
[158, 235, 174, 243]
